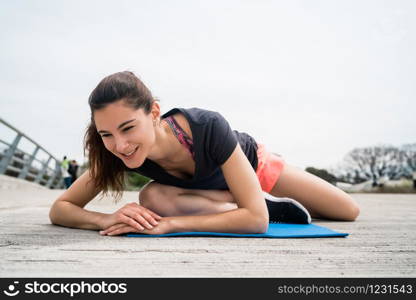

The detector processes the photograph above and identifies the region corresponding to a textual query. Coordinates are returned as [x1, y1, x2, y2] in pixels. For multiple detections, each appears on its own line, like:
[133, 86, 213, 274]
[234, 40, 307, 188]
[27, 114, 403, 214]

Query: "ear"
[150, 101, 161, 120]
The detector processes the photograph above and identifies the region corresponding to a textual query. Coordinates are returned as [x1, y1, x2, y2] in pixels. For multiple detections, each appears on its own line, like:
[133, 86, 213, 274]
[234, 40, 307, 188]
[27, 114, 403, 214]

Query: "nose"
[114, 136, 130, 154]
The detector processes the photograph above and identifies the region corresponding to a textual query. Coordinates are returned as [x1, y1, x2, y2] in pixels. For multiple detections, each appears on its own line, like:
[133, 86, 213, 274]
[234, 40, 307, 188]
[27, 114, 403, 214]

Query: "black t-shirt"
[128, 107, 258, 190]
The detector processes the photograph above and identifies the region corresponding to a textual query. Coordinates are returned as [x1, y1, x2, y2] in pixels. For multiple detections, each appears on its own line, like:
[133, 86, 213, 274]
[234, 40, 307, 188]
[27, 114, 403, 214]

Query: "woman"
[49, 71, 360, 236]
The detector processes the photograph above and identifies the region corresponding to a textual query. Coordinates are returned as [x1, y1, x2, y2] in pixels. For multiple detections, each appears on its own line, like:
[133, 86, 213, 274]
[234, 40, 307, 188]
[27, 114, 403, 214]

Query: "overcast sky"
[1, 0, 415, 170]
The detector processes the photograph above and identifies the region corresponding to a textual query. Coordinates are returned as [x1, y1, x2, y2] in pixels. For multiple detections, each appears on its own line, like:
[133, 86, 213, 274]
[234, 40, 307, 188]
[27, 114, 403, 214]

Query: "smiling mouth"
[121, 146, 139, 158]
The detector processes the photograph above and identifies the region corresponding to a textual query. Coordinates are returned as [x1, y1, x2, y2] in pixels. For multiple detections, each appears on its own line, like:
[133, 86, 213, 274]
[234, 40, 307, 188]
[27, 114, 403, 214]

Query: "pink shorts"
[255, 143, 285, 193]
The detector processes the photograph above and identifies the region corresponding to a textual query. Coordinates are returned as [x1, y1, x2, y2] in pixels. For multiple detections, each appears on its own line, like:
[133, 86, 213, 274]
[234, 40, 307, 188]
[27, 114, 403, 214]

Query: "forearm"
[170, 207, 268, 234]
[49, 201, 108, 231]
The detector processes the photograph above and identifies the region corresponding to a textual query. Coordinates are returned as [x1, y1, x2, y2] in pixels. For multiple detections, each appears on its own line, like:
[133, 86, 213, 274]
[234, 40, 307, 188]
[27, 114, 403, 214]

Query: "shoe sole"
[264, 193, 312, 224]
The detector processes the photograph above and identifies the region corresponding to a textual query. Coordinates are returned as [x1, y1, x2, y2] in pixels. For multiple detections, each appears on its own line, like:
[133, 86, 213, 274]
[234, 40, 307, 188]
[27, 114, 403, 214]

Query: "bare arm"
[170, 144, 269, 234]
[49, 170, 107, 230]
[50, 169, 162, 232]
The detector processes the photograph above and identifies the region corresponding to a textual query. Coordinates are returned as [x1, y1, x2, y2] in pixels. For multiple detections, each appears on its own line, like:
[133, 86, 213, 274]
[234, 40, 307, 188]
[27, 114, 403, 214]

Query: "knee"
[139, 182, 181, 209]
[349, 203, 360, 221]
[342, 196, 360, 221]
[139, 182, 162, 208]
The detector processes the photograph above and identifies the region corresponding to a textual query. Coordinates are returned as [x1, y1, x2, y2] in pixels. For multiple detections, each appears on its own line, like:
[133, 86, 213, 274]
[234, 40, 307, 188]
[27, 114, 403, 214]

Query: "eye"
[123, 126, 134, 132]
[100, 125, 134, 138]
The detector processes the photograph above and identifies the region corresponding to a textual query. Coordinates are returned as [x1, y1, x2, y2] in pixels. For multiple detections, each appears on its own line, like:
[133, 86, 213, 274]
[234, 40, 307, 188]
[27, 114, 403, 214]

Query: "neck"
[147, 119, 181, 164]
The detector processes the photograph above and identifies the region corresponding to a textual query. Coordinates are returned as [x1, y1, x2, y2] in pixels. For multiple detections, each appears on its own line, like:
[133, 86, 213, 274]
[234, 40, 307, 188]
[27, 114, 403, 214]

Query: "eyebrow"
[97, 119, 136, 134]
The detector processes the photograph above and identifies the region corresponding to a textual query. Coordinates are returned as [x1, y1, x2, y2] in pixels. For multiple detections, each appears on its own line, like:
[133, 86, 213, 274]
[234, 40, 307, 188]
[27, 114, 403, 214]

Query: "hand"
[99, 217, 174, 236]
[98, 202, 162, 232]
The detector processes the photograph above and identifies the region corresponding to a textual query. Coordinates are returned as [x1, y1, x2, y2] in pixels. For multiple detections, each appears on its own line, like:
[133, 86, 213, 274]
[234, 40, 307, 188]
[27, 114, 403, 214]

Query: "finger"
[108, 214, 144, 232]
[146, 209, 163, 221]
[100, 223, 125, 235]
[140, 210, 160, 226]
[108, 225, 141, 236]
[106, 225, 129, 236]
[104, 223, 125, 232]
[107, 225, 129, 235]
[104, 224, 135, 236]
[124, 209, 154, 230]
[131, 202, 163, 221]
[120, 214, 146, 231]
[134, 213, 154, 230]
[122, 206, 158, 228]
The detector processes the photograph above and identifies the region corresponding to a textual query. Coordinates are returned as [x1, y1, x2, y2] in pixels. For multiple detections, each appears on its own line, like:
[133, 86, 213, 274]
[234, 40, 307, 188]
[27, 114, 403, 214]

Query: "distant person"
[413, 171, 416, 189]
[68, 160, 79, 184]
[50, 71, 360, 237]
[60, 156, 72, 189]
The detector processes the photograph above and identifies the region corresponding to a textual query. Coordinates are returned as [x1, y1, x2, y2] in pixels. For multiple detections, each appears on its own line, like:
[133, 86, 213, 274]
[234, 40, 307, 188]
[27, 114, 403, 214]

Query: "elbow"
[49, 200, 62, 225]
[49, 202, 57, 225]
[258, 218, 269, 233]
[251, 214, 269, 234]
[243, 206, 269, 234]
[255, 223, 269, 234]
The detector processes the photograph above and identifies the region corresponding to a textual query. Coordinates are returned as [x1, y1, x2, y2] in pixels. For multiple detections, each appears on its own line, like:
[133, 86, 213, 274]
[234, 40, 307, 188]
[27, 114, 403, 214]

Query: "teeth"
[123, 147, 137, 156]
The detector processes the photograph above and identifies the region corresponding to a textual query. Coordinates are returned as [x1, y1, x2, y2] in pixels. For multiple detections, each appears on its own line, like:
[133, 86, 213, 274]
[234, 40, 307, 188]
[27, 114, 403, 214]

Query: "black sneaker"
[264, 193, 311, 224]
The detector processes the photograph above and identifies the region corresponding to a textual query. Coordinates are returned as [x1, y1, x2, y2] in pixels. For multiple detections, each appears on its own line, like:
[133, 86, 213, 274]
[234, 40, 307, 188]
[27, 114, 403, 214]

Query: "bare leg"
[269, 162, 360, 221]
[139, 182, 238, 217]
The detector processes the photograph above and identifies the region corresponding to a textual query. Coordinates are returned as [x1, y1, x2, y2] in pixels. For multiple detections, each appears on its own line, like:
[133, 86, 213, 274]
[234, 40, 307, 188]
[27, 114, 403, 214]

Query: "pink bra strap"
[163, 116, 195, 159]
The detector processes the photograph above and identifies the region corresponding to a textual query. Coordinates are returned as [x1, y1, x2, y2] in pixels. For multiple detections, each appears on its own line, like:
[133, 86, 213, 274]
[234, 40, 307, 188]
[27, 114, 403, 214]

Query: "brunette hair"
[84, 71, 155, 202]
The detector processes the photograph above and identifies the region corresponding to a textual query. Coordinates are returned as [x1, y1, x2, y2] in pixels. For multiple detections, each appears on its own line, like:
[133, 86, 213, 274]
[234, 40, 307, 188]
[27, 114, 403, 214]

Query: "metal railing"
[0, 117, 64, 189]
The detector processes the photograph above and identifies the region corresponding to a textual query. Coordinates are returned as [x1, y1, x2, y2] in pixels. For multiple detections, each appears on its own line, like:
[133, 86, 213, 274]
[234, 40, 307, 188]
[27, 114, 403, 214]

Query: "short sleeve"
[207, 112, 238, 165]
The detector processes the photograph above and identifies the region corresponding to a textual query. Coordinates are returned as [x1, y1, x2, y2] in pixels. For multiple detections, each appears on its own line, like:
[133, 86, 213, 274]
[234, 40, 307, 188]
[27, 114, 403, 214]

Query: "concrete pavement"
[0, 175, 415, 277]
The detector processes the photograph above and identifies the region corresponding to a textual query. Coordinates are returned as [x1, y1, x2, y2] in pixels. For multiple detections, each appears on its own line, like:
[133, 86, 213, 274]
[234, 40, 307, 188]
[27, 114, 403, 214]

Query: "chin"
[123, 157, 145, 169]
[128, 162, 143, 169]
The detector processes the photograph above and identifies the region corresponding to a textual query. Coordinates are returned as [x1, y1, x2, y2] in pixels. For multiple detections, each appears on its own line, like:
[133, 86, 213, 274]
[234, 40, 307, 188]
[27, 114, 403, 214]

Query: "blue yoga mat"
[126, 223, 348, 238]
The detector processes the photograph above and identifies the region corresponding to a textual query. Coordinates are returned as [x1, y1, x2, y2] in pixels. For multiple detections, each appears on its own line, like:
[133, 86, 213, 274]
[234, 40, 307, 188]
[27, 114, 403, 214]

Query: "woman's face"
[93, 100, 159, 169]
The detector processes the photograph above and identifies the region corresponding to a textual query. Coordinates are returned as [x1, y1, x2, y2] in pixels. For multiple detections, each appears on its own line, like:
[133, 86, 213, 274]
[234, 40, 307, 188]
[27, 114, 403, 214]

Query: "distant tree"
[401, 143, 416, 176]
[338, 144, 413, 184]
[305, 167, 338, 185]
